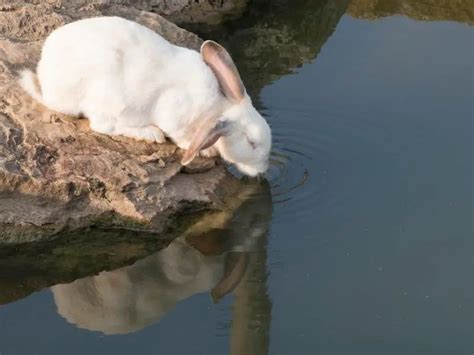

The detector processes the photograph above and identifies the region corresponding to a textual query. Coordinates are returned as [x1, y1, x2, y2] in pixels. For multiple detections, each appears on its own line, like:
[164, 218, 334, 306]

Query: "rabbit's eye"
[246, 137, 257, 150]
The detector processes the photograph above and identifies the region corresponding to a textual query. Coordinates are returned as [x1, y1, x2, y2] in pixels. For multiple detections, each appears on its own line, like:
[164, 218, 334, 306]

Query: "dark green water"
[1, 1, 472, 354]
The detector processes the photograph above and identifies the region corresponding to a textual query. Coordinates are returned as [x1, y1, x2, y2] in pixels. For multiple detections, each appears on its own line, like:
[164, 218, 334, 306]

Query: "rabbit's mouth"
[234, 161, 268, 177]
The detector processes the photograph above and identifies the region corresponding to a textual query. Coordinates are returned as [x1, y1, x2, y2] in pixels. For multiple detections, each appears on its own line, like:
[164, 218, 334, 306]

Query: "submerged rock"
[347, 0, 474, 25]
[0, 2, 242, 243]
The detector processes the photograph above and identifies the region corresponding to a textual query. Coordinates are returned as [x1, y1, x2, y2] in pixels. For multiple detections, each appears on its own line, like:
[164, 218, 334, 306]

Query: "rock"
[0, 1, 242, 243]
[104, 0, 250, 26]
[0, 180, 272, 306]
[159, 0, 249, 26]
[0, 0, 250, 28]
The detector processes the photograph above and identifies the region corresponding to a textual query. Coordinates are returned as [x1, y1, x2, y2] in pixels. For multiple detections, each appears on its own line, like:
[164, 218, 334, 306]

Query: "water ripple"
[262, 109, 333, 221]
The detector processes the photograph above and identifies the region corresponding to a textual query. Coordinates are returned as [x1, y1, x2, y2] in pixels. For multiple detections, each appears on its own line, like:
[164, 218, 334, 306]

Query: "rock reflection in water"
[347, 0, 474, 25]
[189, 0, 351, 96]
[52, 181, 272, 341]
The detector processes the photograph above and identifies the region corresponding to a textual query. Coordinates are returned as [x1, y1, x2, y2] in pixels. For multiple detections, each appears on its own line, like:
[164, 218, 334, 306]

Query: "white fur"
[19, 69, 43, 103]
[19, 16, 271, 176]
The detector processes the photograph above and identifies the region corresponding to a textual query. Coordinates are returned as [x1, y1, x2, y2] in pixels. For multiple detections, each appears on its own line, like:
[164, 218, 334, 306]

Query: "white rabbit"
[19, 16, 271, 176]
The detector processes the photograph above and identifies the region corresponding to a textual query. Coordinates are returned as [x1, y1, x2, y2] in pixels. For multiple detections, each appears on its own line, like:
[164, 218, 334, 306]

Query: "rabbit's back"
[37, 17, 196, 118]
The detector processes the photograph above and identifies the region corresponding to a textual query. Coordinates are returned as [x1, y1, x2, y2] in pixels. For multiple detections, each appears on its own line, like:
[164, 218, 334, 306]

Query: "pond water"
[1, 1, 473, 354]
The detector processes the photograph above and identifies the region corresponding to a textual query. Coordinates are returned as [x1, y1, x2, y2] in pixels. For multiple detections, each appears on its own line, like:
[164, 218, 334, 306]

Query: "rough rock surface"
[115, 0, 250, 25]
[0, 0, 250, 27]
[0, 2, 241, 243]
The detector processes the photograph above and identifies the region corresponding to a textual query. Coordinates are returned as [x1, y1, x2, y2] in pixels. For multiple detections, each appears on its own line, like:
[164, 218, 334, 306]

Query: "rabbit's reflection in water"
[52, 181, 272, 335]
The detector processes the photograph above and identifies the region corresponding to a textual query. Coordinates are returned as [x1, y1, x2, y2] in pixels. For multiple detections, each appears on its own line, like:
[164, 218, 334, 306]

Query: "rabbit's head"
[181, 41, 271, 177]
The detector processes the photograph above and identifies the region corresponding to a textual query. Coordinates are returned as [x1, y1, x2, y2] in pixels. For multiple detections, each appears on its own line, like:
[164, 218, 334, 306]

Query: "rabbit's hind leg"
[114, 124, 166, 143]
[88, 114, 116, 135]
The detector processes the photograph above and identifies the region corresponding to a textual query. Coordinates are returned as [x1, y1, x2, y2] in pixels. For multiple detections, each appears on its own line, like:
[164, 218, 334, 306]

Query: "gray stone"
[0, 1, 242, 243]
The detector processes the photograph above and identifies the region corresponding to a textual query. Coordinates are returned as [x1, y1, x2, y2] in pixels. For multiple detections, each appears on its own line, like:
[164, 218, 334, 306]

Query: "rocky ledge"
[0, 1, 243, 243]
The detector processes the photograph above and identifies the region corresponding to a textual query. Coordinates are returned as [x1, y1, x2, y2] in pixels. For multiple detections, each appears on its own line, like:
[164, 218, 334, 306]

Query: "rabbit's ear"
[201, 40, 245, 103]
[211, 252, 249, 304]
[181, 119, 230, 165]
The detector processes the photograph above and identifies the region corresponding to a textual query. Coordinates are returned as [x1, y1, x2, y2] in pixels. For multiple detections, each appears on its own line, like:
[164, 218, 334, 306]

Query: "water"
[1, 1, 473, 354]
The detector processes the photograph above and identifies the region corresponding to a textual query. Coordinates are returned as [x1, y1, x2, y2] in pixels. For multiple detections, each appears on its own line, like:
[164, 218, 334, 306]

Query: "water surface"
[1, 1, 472, 354]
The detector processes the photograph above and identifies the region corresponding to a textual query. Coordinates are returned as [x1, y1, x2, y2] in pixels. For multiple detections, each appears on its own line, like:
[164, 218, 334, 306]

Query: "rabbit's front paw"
[147, 125, 166, 143]
[199, 146, 219, 158]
